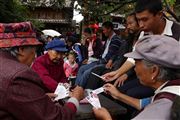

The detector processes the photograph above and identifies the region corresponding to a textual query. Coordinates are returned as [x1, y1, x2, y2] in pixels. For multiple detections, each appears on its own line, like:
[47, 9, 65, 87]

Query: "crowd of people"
[0, 0, 180, 120]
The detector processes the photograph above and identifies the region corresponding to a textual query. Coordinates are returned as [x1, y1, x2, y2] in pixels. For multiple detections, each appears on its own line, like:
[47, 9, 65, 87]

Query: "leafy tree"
[0, 0, 28, 23]
[75, 0, 180, 23]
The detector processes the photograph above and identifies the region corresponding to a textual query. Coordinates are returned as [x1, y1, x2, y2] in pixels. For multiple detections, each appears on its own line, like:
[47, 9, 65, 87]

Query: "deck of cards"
[54, 83, 70, 101]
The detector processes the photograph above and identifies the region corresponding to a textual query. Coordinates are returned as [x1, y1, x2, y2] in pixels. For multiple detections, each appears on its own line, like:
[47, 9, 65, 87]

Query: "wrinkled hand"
[70, 86, 84, 101]
[105, 60, 113, 69]
[102, 71, 119, 82]
[103, 83, 120, 100]
[46, 93, 58, 101]
[114, 74, 128, 87]
[93, 107, 112, 120]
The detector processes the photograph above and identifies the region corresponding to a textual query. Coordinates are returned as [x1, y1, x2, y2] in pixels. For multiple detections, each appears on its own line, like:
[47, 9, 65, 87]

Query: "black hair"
[102, 21, 114, 30]
[66, 36, 77, 45]
[127, 12, 139, 26]
[83, 27, 93, 34]
[135, 0, 163, 15]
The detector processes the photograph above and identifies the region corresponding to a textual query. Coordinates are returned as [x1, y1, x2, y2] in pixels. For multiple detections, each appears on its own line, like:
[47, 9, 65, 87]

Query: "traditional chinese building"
[22, 0, 75, 35]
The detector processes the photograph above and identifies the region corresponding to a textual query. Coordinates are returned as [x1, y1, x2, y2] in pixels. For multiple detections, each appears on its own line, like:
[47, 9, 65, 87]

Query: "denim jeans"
[75, 62, 104, 88]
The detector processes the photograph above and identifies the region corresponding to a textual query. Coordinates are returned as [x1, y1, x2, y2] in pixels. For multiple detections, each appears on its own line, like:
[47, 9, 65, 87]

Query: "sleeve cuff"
[127, 58, 135, 64]
[67, 97, 79, 110]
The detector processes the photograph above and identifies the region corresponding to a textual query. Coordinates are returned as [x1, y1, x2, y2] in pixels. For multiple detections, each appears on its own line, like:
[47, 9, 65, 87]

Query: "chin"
[53, 60, 59, 63]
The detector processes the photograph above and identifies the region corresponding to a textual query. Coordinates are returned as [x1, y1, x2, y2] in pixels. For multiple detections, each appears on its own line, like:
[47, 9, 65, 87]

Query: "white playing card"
[86, 93, 101, 109]
[91, 72, 105, 80]
[54, 84, 69, 101]
[92, 87, 104, 94]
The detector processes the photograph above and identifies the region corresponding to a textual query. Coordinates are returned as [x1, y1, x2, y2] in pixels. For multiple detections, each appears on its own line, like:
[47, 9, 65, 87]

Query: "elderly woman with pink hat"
[93, 35, 180, 120]
[0, 22, 84, 120]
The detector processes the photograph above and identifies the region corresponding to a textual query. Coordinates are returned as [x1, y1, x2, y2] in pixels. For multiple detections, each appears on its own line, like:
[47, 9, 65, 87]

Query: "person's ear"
[151, 65, 159, 82]
[18, 46, 25, 56]
[156, 11, 164, 19]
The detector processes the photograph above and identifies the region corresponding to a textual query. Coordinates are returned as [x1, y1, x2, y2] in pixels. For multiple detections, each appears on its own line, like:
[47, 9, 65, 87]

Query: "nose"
[139, 21, 144, 30]
[56, 53, 62, 59]
[127, 24, 131, 29]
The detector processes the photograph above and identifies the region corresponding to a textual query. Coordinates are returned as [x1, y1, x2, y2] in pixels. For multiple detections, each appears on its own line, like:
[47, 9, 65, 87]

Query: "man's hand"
[102, 70, 119, 82]
[70, 86, 84, 101]
[114, 74, 128, 87]
[93, 107, 112, 120]
[103, 83, 120, 100]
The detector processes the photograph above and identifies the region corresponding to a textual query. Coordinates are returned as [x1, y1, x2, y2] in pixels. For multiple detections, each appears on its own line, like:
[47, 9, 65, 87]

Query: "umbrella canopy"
[42, 29, 61, 37]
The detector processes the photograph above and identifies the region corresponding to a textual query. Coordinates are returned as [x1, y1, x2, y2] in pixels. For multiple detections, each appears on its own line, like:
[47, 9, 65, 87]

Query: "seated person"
[75, 21, 127, 88]
[82, 27, 103, 64]
[0, 21, 84, 120]
[63, 51, 78, 78]
[84, 40, 128, 89]
[32, 38, 68, 92]
[93, 35, 180, 120]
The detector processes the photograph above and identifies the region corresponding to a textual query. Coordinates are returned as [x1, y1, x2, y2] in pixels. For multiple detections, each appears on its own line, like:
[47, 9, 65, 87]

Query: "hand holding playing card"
[103, 83, 120, 100]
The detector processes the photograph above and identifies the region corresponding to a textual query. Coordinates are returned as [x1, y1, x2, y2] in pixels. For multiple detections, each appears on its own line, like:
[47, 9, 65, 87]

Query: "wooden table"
[76, 94, 127, 120]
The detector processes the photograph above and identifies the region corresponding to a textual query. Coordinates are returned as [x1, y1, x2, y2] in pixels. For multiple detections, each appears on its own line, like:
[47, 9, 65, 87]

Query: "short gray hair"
[0, 47, 19, 58]
[142, 60, 180, 81]
[0, 46, 36, 58]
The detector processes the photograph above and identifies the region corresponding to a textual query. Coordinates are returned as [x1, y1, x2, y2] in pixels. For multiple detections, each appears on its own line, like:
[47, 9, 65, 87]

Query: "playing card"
[54, 84, 69, 101]
[92, 87, 104, 94]
[86, 92, 101, 109]
[91, 72, 105, 80]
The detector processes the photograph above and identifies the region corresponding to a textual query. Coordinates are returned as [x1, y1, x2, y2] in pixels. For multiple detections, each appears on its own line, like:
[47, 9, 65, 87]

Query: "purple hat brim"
[124, 51, 144, 60]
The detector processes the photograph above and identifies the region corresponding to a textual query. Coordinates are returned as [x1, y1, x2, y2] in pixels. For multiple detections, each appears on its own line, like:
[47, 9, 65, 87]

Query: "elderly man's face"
[48, 50, 64, 63]
[136, 10, 161, 33]
[134, 60, 154, 87]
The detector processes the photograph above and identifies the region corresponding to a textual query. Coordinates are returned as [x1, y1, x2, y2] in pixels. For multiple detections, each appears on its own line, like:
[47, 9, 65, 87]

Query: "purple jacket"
[32, 53, 67, 92]
[0, 51, 76, 120]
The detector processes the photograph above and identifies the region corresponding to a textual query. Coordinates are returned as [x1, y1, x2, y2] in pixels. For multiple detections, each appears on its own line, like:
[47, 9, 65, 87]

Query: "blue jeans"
[75, 62, 104, 88]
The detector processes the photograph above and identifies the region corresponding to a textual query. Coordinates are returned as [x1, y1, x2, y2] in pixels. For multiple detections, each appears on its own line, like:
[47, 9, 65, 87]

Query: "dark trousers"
[118, 78, 154, 99]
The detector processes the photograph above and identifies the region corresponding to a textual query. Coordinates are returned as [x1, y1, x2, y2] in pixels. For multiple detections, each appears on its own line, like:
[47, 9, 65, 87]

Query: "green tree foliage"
[0, 0, 28, 23]
[76, 0, 136, 23]
[76, 0, 179, 23]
